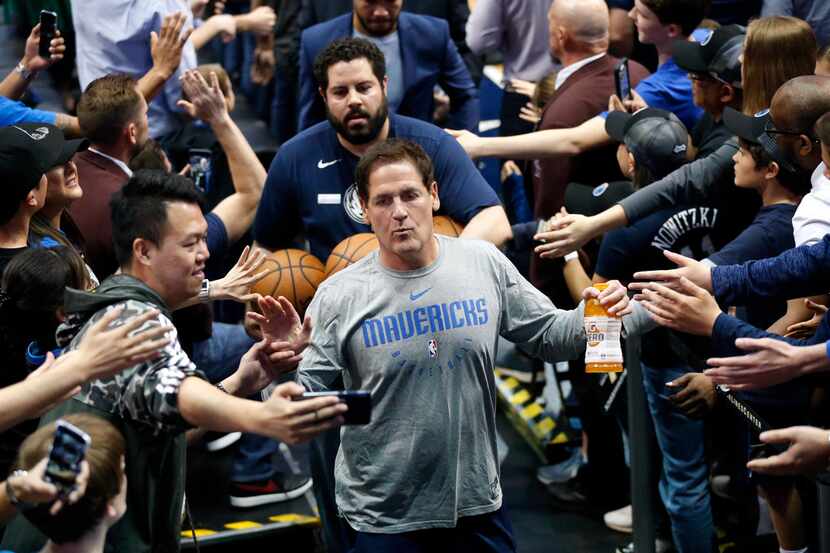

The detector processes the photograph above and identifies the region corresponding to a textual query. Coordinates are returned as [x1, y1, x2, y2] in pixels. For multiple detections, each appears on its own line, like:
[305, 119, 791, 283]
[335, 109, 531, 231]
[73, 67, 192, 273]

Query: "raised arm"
[136, 12, 193, 103]
[448, 115, 609, 160]
[0, 24, 65, 100]
[0, 307, 169, 432]
[534, 139, 738, 258]
[178, 69, 266, 243]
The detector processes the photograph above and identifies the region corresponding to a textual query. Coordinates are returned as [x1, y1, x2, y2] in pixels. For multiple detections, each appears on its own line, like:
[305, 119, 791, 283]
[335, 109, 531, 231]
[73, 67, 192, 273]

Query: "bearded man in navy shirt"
[253, 37, 511, 261]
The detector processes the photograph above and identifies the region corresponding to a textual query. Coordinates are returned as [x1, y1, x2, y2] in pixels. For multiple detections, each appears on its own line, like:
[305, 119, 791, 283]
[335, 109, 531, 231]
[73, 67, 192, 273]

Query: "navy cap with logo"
[606, 108, 690, 179]
[674, 24, 745, 88]
[0, 123, 88, 205]
[723, 107, 801, 173]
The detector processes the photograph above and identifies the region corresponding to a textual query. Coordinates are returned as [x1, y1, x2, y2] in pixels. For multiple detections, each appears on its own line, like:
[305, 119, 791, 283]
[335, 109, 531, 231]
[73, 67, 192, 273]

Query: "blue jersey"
[254, 114, 501, 260]
[0, 96, 57, 127]
[601, 57, 703, 132]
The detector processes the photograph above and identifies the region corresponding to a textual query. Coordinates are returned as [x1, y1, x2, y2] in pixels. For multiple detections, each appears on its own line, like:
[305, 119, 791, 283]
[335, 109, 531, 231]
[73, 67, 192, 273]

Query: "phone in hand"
[188, 148, 212, 193]
[614, 57, 632, 101]
[294, 391, 371, 425]
[38, 10, 58, 59]
[44, 420, 90, 496]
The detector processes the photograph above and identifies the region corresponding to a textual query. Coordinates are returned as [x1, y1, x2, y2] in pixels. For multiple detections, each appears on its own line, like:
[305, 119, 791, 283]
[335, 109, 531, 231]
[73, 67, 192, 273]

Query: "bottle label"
[584, 316, 623, 364]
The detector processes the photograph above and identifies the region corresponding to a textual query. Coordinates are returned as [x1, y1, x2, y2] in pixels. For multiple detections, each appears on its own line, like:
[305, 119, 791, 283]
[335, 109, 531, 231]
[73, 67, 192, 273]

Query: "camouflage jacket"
[57, 275, 206, 436]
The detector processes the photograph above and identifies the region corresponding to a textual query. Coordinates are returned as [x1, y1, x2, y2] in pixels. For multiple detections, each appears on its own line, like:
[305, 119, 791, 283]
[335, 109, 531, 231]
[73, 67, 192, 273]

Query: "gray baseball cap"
[606, 108, 690, 179]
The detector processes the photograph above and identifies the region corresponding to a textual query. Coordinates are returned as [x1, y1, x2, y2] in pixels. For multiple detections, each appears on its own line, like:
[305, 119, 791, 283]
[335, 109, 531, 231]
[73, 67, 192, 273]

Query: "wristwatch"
[198, 278, 210, 303]
[15, 61, 34, 81]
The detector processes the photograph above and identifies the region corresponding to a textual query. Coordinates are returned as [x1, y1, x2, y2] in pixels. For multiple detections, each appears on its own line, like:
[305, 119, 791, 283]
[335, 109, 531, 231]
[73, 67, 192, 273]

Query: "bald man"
[530, 0, 649, 217]
[520, 0, 649, 310]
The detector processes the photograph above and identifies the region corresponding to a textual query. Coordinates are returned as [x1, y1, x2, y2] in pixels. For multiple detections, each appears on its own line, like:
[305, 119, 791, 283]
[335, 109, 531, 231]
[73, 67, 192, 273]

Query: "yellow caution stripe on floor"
[225, 521, 262, 530]
[494, 367, 579, 462]
[179, 512, 319, 543]
[180, 529, 217, 538]
[269, 514, 320, 525]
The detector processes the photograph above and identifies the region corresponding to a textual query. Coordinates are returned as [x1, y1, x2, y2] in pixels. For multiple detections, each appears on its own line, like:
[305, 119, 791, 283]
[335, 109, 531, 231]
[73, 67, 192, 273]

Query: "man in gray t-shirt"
[269, 139, 645, 551]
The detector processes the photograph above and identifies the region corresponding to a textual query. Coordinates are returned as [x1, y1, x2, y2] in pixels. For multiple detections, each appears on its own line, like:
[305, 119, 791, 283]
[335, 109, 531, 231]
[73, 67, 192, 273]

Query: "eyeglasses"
[763, 119, 820, 143]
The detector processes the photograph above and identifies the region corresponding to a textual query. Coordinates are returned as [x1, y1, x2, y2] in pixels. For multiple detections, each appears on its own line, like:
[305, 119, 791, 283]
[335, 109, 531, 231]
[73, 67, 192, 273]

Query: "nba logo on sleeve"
[428, 339, 438, 358]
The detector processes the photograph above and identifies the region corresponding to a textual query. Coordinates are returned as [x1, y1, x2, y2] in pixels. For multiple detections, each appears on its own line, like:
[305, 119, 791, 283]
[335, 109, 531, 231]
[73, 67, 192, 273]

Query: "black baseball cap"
[0, 124, 88, 203]
[606, 108, 690, 179]
[674, 25, 745, 88]
[723, 106, 801, 173]
[564, 181, 635, 218]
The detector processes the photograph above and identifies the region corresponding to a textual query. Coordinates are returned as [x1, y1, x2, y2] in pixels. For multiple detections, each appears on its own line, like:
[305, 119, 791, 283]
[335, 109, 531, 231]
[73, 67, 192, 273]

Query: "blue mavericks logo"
[362, 298, 488, 348]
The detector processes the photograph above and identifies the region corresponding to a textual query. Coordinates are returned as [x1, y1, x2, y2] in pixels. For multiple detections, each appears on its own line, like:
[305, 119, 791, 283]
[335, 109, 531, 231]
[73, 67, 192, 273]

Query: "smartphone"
[295, 391, 371, 425]
[188, 148, 212, 193]
[44, 420, 90, 496]
[38, 10, 58, 59]
[614, 58, 632, 101]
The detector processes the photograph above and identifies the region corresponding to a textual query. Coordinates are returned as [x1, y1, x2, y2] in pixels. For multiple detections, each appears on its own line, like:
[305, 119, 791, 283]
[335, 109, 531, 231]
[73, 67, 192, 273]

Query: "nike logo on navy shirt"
[317, 159, 341, 169]
[409, 287, 432, 301]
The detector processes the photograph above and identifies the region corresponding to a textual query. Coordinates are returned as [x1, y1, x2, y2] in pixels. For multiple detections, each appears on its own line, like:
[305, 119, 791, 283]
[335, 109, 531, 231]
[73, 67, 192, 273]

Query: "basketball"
[325, 233, 380, 277]
[433, 215, 465, 237]
[251, 249, 326, 317]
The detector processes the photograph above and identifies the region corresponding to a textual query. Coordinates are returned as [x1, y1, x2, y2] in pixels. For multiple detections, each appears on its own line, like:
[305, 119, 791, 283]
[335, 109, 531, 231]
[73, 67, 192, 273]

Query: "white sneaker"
[604, 504, 632, 534]
[615, 538, 673, 553]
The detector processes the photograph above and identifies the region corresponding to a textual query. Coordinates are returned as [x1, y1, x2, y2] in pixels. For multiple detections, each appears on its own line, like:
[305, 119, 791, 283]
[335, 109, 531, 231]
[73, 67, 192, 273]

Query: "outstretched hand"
[75, 306, 172, 381]
[534, 207, 597, 259]
[747, 426, 830, 476]
[150, 12, 193, 79]
[705, 338, 816, 390]
[247, 296, 312, 372]
[210, 245, 268, 303]
[445, 128, 483, 159]
[630, 250, 713, 293]
[177, 69, 228, 123]
[630, 276, 721, 336]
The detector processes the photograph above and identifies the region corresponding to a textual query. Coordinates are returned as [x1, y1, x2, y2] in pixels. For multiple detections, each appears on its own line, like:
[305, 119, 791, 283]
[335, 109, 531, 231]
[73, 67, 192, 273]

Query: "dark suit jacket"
[532, 55, 650, 218]
[529, 54, 649, 304]
[297, 12, 479, 132]
[69, 149, 129, 279]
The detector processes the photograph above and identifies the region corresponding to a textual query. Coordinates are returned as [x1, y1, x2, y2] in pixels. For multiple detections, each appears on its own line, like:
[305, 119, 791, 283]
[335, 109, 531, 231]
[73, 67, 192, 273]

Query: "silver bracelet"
[5, 470, 28, 506]
[216, 382, 228, 394]
[15, 61, 34, 81]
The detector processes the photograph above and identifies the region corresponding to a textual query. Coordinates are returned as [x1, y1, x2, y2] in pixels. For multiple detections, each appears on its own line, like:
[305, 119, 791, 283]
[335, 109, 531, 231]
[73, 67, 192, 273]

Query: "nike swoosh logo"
[409, 287, 432, 301]
[317, 159, 341, 169]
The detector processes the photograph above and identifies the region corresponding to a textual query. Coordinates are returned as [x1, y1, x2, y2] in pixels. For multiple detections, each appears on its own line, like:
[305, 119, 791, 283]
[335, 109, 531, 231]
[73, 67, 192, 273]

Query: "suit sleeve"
[437, 21, 480, 132]
[297, 31, 319, 131]
[711, 233, 830, 305]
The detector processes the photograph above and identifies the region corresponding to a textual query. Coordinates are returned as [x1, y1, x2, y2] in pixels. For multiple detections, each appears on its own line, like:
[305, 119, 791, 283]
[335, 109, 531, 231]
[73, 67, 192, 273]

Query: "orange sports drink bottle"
[584, 282, 624, 373]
